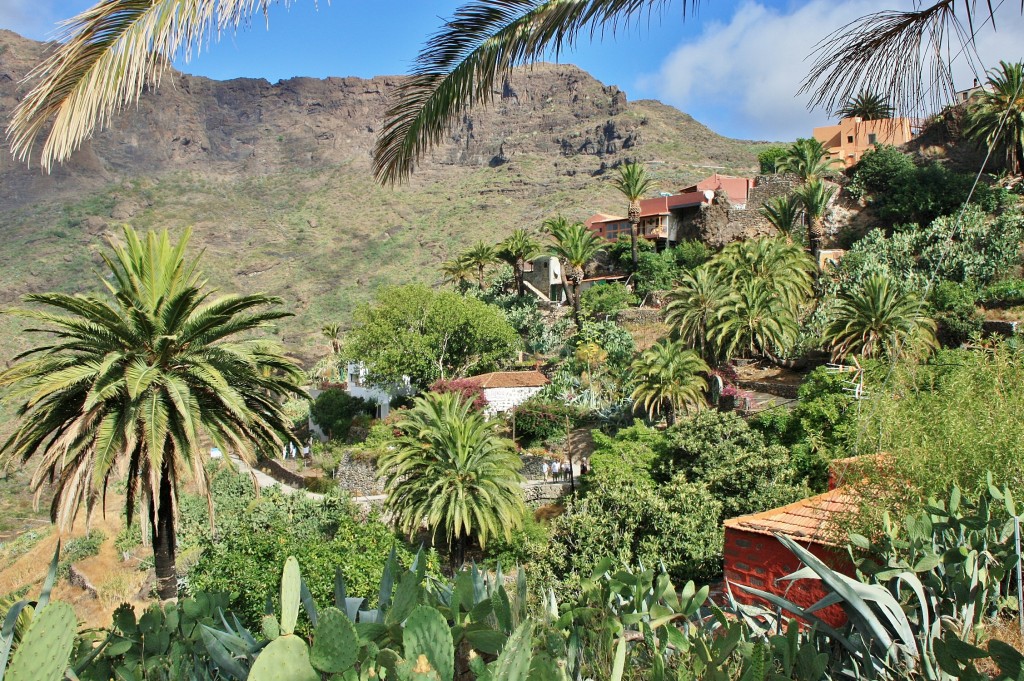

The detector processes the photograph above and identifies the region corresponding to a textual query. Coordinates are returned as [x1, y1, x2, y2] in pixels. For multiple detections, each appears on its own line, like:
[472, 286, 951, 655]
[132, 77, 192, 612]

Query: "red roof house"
[461, 370, 550, 416]
[722, 487, 858, 627]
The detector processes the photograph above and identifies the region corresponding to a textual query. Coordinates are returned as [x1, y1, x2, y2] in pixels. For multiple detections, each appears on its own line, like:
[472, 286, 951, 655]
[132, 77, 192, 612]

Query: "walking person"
[542, 460, 549, 482]
[551, 459, 560, 482]
[580, 457, 589, 476]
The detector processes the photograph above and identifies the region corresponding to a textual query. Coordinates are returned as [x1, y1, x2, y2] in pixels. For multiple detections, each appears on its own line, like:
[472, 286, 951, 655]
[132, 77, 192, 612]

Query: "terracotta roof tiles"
[723, 487, 858, 546]
[462, 370, 550, 389]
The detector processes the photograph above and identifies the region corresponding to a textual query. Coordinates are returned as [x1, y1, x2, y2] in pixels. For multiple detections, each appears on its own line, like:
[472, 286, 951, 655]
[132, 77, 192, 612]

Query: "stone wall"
[259, 457, 307, 489]
[524, 482, 572, 503]
[616, 307, 664, 324]
[689, 173, 803, 247]
[982, 319, 1021, 337]
[334, 454, 383, 497]
[735, 379, 800, 400]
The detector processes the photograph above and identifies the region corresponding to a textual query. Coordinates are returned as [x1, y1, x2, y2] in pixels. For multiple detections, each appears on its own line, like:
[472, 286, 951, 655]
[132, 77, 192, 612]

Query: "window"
[847, 135, 854, 144]
[868, 133, 877, 144]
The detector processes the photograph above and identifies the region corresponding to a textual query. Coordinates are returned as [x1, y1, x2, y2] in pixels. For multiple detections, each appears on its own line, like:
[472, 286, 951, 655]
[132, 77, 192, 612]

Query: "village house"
[812, 116, 917, 168]
[460, 370, 550, 417]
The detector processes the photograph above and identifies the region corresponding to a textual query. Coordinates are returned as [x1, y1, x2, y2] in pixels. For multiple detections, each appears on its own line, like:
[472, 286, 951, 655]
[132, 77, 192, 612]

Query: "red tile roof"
[462, 370, 550, 389]
[723, 488, 858, 547]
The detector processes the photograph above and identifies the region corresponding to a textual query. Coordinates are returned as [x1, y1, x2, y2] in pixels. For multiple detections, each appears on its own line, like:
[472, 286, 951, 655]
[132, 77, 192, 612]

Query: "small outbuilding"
[461, 370, 550, 417]
[722, 487, 858, 627]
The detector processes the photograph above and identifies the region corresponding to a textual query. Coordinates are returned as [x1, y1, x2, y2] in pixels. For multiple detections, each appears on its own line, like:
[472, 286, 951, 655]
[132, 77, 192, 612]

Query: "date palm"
[549, 221, 606, 331]
[321, 322, 342, 355]
[378, 391, 525, 567]
[712, 277, 800, 360]
[441, 256, 475, 289]
[461, 242, 500, 290]
[0, 227, 304, 599]
[499, 228, 542, 295]
[629, 339, 708, 427]
[612, 162, 655, 270]
[665, 266, 729, 362]
[777, 138, 842, 182]
[7, 0, 1017, 175]
[836, 90, 895, 120]
[712, 237, 815, 312]
[760, 195, 804, 244]
[965, 61, 1024, 176]
[794, 179, 838, 252]
[826, 274, 937, 360]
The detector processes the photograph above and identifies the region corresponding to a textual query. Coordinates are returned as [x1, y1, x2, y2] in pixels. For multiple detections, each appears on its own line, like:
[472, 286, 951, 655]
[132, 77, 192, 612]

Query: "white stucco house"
[344, 362, 411, 419]
[461, 370, 550, 417]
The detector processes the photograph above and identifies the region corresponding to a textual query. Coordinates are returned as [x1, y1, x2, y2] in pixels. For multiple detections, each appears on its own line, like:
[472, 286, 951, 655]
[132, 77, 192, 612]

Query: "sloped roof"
[462, 370, 550, 389]
[723, 487, 858, 547]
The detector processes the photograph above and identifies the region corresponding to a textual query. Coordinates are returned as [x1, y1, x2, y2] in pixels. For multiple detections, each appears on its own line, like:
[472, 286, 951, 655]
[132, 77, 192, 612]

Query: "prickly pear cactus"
[5, 602, 76, 681]
[402, 605, 454, 681]
[262, 614, 280, 640]
[310, 607, 358, 673]
[247, 634, 318, 681]
[280, 556, 301, 636]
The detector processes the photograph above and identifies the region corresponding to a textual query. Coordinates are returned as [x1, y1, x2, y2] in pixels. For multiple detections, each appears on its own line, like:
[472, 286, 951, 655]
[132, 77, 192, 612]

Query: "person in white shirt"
[551, 460, 560, 481]
[542, 461, 549, 481]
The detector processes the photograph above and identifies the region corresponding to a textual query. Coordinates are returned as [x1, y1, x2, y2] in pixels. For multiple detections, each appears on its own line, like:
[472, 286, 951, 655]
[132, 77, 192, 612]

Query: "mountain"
[0, 29, 774, 366]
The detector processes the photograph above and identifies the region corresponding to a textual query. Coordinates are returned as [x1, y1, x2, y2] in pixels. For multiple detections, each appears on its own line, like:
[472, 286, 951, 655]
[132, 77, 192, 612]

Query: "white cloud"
[640, 0, 1024, 141]
[0, 0, 61, 39]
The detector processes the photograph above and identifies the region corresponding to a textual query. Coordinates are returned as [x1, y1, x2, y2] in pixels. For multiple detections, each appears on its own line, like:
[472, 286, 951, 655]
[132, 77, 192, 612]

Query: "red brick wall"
[723, 528, 853, 628]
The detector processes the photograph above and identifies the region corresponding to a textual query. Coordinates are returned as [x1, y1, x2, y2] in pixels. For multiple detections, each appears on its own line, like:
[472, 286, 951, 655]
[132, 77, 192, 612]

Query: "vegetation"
[757, 145, 789, 173]
[826, 274, 937, 360]
[377, 392, 526, 566]
[497, 229, 542, 295]
[611, 162, 655, 269]
[548, 220, 606, 331]
[965, 60, 1024, 175]
[836, 90, 895, 120]
[310, 388, 375, 441]
[628, 339, 708, 426]
[777, 138, 842, 182]
[579, 282, 636, 319]
[0, 227, 304, 599]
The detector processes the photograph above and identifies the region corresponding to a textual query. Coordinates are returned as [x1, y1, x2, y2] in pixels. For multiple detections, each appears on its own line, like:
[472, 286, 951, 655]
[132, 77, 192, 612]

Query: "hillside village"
[1, 3, 1024, 680]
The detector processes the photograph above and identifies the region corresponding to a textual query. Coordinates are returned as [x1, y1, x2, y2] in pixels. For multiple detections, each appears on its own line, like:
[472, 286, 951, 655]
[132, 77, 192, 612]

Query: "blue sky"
[2, 0, 1021, 140]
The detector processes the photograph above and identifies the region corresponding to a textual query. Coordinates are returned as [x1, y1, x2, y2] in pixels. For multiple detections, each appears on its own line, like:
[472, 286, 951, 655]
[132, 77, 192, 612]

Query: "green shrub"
[513, 398, 577, 446]
[757, 145, 789, 174]
[580, 282, 636, 319]
[58, 531, 106, 577]
[570, 320, 636, 367]
[670, 239, 711, 271]
[310, 388, 374, 441]
[847, 144, 916, 201]
[481, 512, 551, 569]
[607, 233, 655, 270]
[930, 280, 983, 346]
[634, 250, 678, 299]
[304, 476, 338, 494]
[980, 277, 1024, 308]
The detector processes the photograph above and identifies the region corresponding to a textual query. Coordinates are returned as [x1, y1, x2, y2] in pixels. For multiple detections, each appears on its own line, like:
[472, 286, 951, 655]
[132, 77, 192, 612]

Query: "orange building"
[813, 117, 914, 168]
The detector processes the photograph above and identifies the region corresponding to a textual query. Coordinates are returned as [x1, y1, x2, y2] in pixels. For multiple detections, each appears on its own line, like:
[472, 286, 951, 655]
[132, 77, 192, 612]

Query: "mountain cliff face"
[0, 30, 769, 364]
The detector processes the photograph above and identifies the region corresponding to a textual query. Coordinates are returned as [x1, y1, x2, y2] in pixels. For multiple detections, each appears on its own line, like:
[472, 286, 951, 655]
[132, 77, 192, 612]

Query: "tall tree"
[549, 221, 606, 332]
[499, 228, 542, 295]
[611, 162, 655, 270]
[461, 242, 500, 290]
[441, 256, 475, 290]
[965, 60, 1024, 176]
[825, 273, 937, 360]
[0, 227, 304, 599]
[777, 138, 842, 182]
[836, 90, 895, 120]
[6, 0, 1016, 175]
[712, 237, 815, 311]
[794, 179, 838, 252]
[712, 277, 800, 361]
[378, 391, 525, 567]
[664, 266, 729, 362]
[629, 339, 708, 427]
[760, 195, 804, 244]
[321, 323, 342, 355]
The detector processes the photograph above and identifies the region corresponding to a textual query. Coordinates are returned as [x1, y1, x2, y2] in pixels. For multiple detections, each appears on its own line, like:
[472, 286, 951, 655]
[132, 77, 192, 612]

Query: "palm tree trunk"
[477, 266, 486, 290]
[665, 403, 676, 427]
[630, 219, 639, 270]
[514, 262, 524, 295]
[151, 457, 177, 600]
[570, 283, 583, 331]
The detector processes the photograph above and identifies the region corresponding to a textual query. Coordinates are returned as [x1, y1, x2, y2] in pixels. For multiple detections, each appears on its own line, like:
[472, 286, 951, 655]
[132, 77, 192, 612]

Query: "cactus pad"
[247, 634, 319, 681]
[403, 605, 454, 681]
[280, 556, 301, 636]
[6, 602, 76, 681]
[310, 607, 358, 673]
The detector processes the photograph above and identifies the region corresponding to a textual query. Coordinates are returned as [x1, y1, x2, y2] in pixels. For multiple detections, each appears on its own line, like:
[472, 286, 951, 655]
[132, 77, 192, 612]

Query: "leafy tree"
[629, 339, 708, 426]
[378, 392, 526, 566]
[343, 284, 521, 389]
[836, 90, 895, 120]
[847, 144, 916, 200]
[611, 162, 655, 270]
[760, 194, 804, 244]
[777, 138, 842, 182]
[757, 145, 789, 173]
[461, 241, 500, 290]
[794, 179, 837, 251]
[607, 233, 655, 270]
[670, 239, 711, 271]
[634, 249, 678, 299]
[571, 320, 636, 367]
[665, 266, 729, 362]
[549, 221, 606, 331]
[580, 282, 636, 319]
[965, 60, 1024, 175]
[0, 227, 304, 599]
[498, 228, 543, 295]
[825, 273, 937, 360]
[310, 388, 374, 440]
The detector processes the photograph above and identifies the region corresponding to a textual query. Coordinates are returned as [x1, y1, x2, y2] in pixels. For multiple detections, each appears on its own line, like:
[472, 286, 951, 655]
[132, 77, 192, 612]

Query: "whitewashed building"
[344, 362, 411, 419]
[462, 370, 550, 417]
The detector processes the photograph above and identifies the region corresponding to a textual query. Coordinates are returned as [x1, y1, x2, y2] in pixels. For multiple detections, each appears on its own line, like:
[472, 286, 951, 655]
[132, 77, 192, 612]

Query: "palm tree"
[826, 274, 937, 360]
[611, 162, 655, 270]
[321, 323, 342, 355]
[540, 215, 573, 239]
[441, 256, 475, 289]
[461, 242, 499, 290]
[836, 90, 895, 120]
[499, 229, 542, 295]
[760, 195, 804, 244]
[378, 391, 525, 567]
[549, 221, 606, 331]
[965, 61, 1024, 176]
[777, 139, 842, 182]
[794, 179, 838, 252]
[0, 227, 304, 599]
[7, 0, 1016, 175]
[664, 266, 729, 362]
[712, 278, 800, 361]
[712, 237, 815, 312]
[629, 339, 708, 426]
